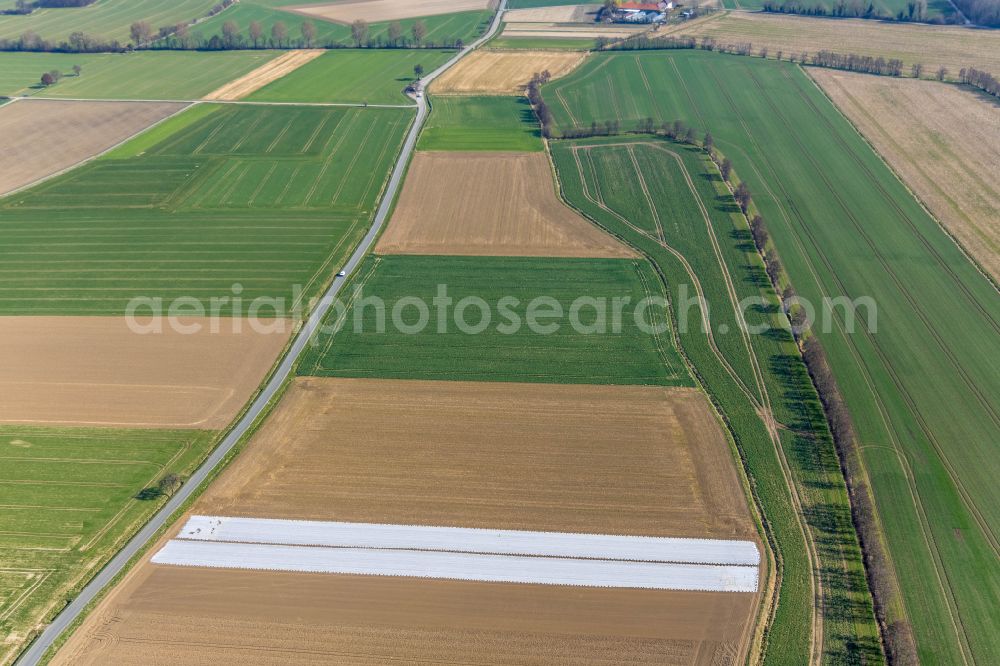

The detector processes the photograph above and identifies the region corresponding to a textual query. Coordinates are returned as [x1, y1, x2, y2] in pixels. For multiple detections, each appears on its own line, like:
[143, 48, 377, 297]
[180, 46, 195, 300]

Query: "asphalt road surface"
[14, 3, 507, 663]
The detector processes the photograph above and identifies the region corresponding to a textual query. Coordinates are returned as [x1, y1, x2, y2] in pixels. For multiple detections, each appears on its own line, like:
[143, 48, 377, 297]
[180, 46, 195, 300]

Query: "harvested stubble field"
[544, 51, 1000, 662]
[550, 137, 882, 663]
[200, 377, 752, 539]
[246, 49, 455, 104]
[432, 49, 586, 94]
[0, 99, 185, 197]
[14, 51, 282, 101]
[812, 70, 1000, 282]
[0, 0, 217, 42]
[203, 50, 324, 101]
[505, 3, 601, 22]
[671, 11, 1000, 74]
[298, 255, 691, 385]
[286, 0, 494, 23]
[0, 317, 289, 429]
[417, 95, 543, 150]
[376, 151, 634, 257]
[0, 104, 411, 315]
[0, 426, 215, 665]
[57, 565, 755, 665]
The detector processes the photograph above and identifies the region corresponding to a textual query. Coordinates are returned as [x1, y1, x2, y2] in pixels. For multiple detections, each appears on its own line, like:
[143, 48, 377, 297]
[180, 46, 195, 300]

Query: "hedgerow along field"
[719, 0, 950, 19]
[246, 49, 453, 104]
[417, 95, 543, 151]
[0, 51, 281, 100]
[0, 0, 217, 43]
[550, 137, 882, 665]
[298, 254, 693, 386]
[196, 3, 493, 47]
[0, 103, 413, 315]
[544, 50, 1000, 663]
[0, 426, 215, 665]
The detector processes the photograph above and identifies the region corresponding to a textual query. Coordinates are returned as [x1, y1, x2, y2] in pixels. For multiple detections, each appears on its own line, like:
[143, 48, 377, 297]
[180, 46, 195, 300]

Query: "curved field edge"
[540, 50, 1000, 664]
[548, 137, 883, 665]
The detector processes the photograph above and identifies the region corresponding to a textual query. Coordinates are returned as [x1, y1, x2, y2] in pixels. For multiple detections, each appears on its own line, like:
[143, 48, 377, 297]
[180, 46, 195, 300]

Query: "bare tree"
[414, 63, 425, 80]
[249, 20, 262, 48]
[40, 72, 55, 86]
[911, 62, 923, 78]
[720, 157, 733, 181]
[387, 20, 403, 46]
[272, 21, 288, 48]
[351, 19, 369, 47]
[936, 65, 948, 81]
[221, 20, 239, 48]
[301, 20, 316, 47]
[129, 20, 153, 47]
[72, 64, 82, 76]
[411, 19, 427, 45]
[703, 131, 714, 154]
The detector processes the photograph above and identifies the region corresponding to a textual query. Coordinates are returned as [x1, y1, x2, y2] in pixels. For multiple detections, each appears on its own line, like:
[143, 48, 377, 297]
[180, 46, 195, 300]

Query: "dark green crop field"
[197, 4, 492, 48]
[545, 50, 1000, 664]
[720, 0, 951, 19]
[417, 95, 543, 151]
[0, 426, 215, 665]
[247, 49, 454, 105]
[0, 103, 412, 315]
[551, 137, 881, 665]
[298, 254, 693, 386]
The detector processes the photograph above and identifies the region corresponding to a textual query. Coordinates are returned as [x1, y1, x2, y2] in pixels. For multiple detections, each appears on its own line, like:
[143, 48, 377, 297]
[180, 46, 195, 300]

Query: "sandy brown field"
[433, 49, 587, 94]
[203, 50, 324, 101]
[199, 377, 755, 539]
[0, 317, 290, 429]
[0, 99, 186, 197]
[812, 71, 1000, 283]
[672, 10, 1000, 73]
[57, 564, 754, 665]
[286, 0, 493, 24]
[376, 152, 635, 258]
[505, 4, 600, 22]
[503, 22, 645, 38]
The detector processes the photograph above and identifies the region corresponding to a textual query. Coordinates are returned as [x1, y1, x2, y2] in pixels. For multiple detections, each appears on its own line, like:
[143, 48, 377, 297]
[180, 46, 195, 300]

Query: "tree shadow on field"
[135, 487, 163, 501]
[517, 97, 543, 138]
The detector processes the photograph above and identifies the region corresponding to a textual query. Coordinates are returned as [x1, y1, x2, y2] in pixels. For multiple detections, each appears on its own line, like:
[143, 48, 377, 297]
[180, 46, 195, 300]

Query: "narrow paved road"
[14, 5, 506, 663]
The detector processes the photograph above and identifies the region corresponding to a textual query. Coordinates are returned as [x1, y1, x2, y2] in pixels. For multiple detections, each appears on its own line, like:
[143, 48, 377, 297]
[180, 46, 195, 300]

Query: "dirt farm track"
[0, 99, 186, 197]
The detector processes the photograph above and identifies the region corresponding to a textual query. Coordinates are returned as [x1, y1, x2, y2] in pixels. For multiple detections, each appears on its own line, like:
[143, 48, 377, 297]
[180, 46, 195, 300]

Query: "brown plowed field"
[376, 152, 636, 258]
[813, 71, 1000, 283]
[56, 565, 753, 665]
[0, 99, 186, 197]
[0, 317, 291, 428]
[199, 377, 755, 539]
[285, 0, 493, 24]
[203, 50, 324, 101]
[433, 49, 587, 94]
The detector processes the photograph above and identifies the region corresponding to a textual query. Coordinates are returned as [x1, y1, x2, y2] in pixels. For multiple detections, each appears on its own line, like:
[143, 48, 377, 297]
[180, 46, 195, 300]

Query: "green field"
[298, 254, 692, 386]
[195, 3, 493, 48]
[545, 50, 1000, 663]
[488, 35, 595, 50]
[0, 103, 412, 315]
[247, 49, 454, 105]
[506, 0, 584, 8]
[720, 0, 951, 18]
[551, 137, 882, 664]
[0, 51, 280, 100]
[0, 426, 215, 665]
[0, 0, 218, 43]
[418, 95, 543, 151]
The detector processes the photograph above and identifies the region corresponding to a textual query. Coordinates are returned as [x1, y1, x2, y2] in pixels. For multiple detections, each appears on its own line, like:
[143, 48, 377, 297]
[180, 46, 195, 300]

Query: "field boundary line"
[18, 96, 415, 109]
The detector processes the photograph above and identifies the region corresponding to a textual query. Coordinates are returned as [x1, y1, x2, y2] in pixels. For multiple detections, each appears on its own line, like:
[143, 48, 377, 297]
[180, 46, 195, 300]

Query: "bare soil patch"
[434, 49, 587, 94]
[813, 70, 1000, 283]
[203, 50, 324, 101]
[376, 152, 636, 257]
[0, 317, 290, 428]
[57, 565, 753, 665]
[503, 22, 645, 38]
[0, 99, 186, 197]
[505, 4, 601, 22]
[199, 377, 756, 539]
[286, 0, 493, 24]
[673, 11, 1000, 74]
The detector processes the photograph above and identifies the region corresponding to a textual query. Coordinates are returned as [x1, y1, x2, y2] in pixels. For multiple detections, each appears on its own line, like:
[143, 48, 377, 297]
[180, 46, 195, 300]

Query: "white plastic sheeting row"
[152, 539, 759, 592]
[177, 515, 760, 566]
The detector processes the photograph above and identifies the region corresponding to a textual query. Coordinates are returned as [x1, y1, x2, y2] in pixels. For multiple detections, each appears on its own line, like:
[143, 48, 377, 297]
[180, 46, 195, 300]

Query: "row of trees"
[762, 0, 963, 23]
[810, 50, 905, 76]
[952, 0, 1000, 25]
[526, 70, 555, 138]
[1, 0, 95, 16]
[960, 67, 1000, 98]
[38, 64, 81, 86]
